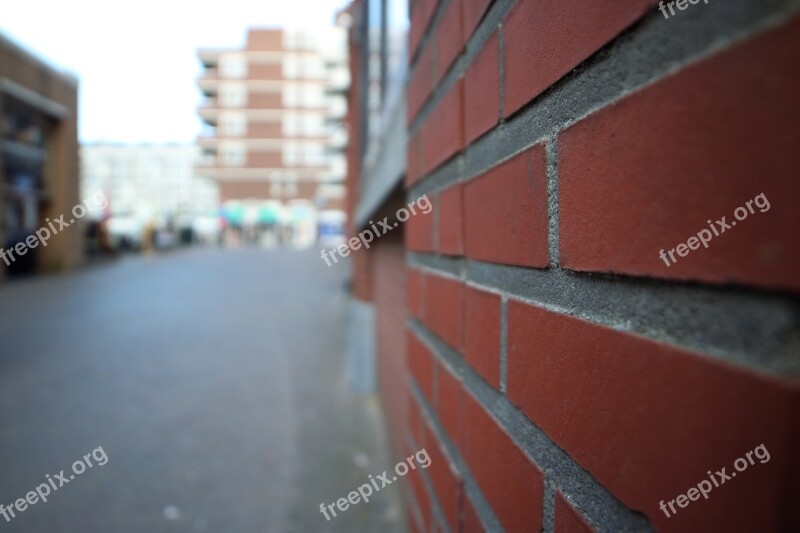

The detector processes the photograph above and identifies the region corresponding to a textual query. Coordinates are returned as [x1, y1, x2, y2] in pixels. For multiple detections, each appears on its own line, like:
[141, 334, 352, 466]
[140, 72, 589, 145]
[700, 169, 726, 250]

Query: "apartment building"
[0, 32, 81, 280]
[196, 28, 349, 246]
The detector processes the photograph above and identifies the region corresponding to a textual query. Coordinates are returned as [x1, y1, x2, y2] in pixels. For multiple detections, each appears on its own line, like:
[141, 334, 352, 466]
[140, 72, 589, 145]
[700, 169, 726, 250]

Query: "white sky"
[0, 0, 348, 143]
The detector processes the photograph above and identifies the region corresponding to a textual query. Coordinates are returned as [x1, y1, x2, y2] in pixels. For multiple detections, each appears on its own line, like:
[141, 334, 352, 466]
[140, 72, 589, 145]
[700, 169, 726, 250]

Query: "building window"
[220, 55, 247, 78]
[221, 142, 246, 166]
[220, 113, 246, 136]
[220, 83, 247, 107]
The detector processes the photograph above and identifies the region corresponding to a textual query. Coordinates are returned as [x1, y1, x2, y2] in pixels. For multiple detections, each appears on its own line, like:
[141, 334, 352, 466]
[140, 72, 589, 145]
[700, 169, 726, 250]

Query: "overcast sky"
[0, 0, 348, 144]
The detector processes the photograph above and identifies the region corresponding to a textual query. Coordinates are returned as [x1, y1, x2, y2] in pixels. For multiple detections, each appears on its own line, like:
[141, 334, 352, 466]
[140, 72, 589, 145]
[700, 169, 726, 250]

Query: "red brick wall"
[401, 0, 800, 532]
[373, 233, 408, 460]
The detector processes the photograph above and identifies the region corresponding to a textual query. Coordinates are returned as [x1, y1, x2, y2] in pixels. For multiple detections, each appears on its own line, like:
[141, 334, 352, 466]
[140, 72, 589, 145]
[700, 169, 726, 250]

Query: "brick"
[423, 274, 464, 350]
[503, 0, 656, 116]
[559, 16, 800, 292]
[422, 79, 464, 175]
[437, 0, 463, 81]
[407, 130, 424, 186]
[407, 464, 432, 532]
[462, 389, 543, 532]
[507, 299, 800, 532]
[423, 423, 463, 530]
[408, 507, 423, 533]
[462, 0, 492, 42]
[408, 392, 425, 447]
[462, 495, 484, 533]
[464, 31, 500, 145]
[408, 44, 435, 125]
[463, 144, 549, 267]
[437, 361, 464, 448]
[554, 492, 594, 533]
[407, 330, 435, 403]
[406, 195, 436, 252]
[464, 285, 501, 388]
[438, 183, 464, 256]
[410, 0, 438, 61]
[408, 268, 424, 320]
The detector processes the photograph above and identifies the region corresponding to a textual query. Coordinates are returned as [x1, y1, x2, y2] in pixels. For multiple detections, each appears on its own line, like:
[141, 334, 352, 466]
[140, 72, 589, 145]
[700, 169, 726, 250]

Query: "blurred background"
[0, 0, 410, 531]
[2, 0, 799, 532]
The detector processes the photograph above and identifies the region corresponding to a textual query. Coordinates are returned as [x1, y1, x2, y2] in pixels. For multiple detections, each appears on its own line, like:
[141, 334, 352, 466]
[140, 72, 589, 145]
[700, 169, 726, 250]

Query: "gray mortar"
[410, 321, 653, 532]
[408, 252, 800, 378]
[409, 0, 800, 198]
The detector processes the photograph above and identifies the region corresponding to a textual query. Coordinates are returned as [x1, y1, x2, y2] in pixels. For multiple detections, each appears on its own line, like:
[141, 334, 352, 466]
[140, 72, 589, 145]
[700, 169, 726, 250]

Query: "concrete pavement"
[0, 248, 404, 532]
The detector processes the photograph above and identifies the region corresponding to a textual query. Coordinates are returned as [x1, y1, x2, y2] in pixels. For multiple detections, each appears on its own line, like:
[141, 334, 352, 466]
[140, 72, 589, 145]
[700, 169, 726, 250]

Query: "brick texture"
[462, 0, 493, 42]
[408, 268, 424, 320]
[423, 273, 464, 350]
[464, 31, 500, 145]
[423, 423, 463, 530]
[463, 144, 550, 267]
[405, 196, 436, 252]
[410, 0, 438, 60]
[462, 387, 544, 532]
[559, 17, 800, 292]
[554, 492, 594, 533]
[503, 0, 656, 116]
[408, 44, 435, 125]
[422, 79, 464, 175]
[507, 299, 800, 532]
[437, 361, 464, 448]
[464, 285, 501, 388]
[408, 329, 435, 404]
[438, 184, 464, 256]
[437, 0, 463, 81]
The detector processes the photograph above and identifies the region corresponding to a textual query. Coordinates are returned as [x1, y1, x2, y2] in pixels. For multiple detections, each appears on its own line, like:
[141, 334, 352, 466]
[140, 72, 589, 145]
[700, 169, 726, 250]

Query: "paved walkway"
[0, 248, 403, 532]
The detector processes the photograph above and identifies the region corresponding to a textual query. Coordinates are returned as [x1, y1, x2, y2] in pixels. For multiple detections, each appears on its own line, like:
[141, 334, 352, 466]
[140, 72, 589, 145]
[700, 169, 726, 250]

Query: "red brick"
[462, 0, 492, 42]
[461, 495, 484, 533]
[406, 195, 436, 252]
[438, 184, 464, 256]
[408, 507, 422, 533]
[462, 389, 543, 532]
[464, 31, 500, 145]
[437, 0, 463, 81]
[407, 130, 424, 186]
[423, 273, 464, 350]
[503, 0, 656, 116]
[408, 268, 424, 320]
[463, 144, 549, 267]
[407, 330, 435, 403]
[409, 392, 425, 447]
[437, 361, 464, 447]
[464, 285, 501, 388]
[410, 0, 439, 61]
[407, 465, 432, 532]
[423, 423, 463, 530]
[422, 79, 464, 175]
[507, 299, 800, 532]
[408, 44, 435, 125]
[554, 492, 594, 533]
[559, 16, 800, 292]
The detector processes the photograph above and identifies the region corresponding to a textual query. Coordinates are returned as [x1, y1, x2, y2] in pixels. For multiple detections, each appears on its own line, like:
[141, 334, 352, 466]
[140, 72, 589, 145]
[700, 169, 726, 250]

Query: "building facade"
[343, 0, 800, 532]
[81, 143, 219, 221]
[0, 32, 81, 280]
[196, 28, 349, 246]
